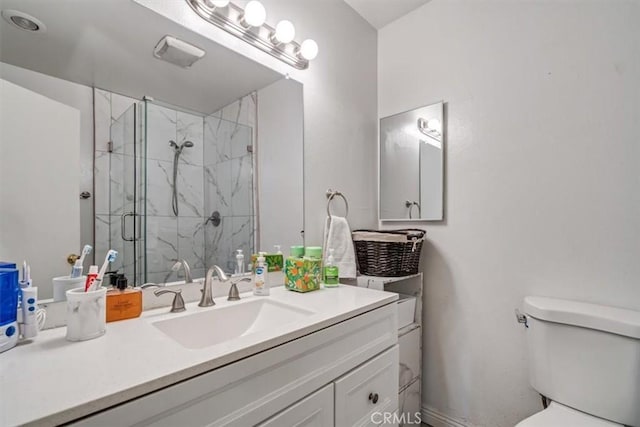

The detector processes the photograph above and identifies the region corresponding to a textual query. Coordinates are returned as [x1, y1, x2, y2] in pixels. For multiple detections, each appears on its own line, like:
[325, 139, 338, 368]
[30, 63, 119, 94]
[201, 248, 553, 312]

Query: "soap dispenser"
[235, 249, 245, 275]
[323, 248, 339, 287]
[253, 252, 269, 296]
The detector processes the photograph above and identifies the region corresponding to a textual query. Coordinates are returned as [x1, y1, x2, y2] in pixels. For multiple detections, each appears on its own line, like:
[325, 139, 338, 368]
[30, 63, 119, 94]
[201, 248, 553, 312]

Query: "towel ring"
[405, 200, 421, 219]
[326, 189, 349, 217]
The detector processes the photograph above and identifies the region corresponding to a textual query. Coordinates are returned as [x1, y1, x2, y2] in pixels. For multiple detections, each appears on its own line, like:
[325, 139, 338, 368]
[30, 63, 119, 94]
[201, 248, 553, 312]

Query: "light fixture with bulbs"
[186, 0, 318, 70]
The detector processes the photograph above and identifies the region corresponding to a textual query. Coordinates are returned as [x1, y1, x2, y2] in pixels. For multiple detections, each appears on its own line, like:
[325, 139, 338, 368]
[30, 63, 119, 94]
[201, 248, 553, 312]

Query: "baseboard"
[421, 405, 468, 427]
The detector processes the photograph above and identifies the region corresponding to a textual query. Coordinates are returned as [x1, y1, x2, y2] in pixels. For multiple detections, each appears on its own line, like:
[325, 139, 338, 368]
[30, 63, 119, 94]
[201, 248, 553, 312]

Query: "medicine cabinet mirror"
[0, 0, 303, 299]
[379, 101, 444, 221]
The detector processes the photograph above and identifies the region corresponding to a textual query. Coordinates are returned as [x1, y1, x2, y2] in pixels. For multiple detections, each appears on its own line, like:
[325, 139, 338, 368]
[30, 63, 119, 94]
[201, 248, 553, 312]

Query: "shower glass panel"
[203, 115, 255, 273]
[99, 97, 256, 285]
[109, 103, 143, 285]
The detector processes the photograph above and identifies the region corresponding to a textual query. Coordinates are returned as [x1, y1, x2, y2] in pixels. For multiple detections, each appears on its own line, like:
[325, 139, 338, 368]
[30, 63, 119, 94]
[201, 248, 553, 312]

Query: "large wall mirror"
[379, 101, 444, 221]
[0, 0, 303, 298]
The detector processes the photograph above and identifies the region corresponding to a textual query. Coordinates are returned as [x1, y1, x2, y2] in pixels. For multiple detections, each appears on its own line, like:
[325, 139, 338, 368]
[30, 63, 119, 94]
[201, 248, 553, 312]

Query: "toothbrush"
[92, 250, 117, 291]
[70, 245, 93, 278]
[78, 245, 92, 267]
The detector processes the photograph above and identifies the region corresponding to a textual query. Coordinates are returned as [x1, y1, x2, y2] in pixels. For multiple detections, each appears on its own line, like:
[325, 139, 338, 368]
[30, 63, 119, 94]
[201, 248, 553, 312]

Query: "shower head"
[169, 140, 194, 154]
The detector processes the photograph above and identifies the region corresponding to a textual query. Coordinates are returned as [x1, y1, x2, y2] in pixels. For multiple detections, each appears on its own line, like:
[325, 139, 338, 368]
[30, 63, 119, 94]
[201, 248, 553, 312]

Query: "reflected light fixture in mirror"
[272, 20, 295, 44]
[186, 0, 318, 70]
[299, 39, 319, 61]
[205, 0, 229, 7]
[417, 117, 442, 142]
[241, 1, 266, 27]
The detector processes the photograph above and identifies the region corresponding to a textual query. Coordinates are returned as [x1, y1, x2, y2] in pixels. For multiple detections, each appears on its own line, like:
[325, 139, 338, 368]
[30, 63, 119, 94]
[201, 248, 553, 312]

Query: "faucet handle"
[228, 277, 251, 301]
[154, 288, 186, 313]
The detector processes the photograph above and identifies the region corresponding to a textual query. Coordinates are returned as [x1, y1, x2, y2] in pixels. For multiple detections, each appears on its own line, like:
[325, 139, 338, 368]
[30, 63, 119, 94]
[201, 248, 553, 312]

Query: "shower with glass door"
[101, 96, 255, 285]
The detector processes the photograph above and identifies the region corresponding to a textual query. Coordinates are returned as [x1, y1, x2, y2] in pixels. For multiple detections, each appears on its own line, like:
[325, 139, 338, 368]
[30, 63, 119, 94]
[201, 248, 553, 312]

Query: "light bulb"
[273, 20, 295, 44]
[299, 39, 318, 60]
[243, 1, 266, 27]
[205, 0, 229, 7]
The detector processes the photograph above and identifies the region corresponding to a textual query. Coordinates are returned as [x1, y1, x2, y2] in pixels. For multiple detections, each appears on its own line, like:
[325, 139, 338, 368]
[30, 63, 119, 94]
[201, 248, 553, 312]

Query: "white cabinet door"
[334, 345, 399, 427]
[258, 384, 333, 427]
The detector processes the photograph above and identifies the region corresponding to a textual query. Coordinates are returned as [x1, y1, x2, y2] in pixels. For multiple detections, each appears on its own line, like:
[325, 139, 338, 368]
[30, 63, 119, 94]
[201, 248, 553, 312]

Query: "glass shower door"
[110, 103, 144, 284]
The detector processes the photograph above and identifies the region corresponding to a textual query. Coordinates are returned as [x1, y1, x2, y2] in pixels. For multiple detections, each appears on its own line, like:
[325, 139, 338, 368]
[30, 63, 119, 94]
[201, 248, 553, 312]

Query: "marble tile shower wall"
[204, 93, 256, 273]
[94, 88, 256, 284]
[144, 103, 207, 283]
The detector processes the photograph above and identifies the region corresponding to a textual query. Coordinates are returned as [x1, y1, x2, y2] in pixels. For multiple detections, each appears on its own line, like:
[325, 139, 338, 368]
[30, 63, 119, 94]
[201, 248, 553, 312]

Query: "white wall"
[0, 62, 94, 259]
[257, 79, 304, 251]
[259, 0, 379, 245]
[0, 79, 81, 299]
[379, 1, 640, 426]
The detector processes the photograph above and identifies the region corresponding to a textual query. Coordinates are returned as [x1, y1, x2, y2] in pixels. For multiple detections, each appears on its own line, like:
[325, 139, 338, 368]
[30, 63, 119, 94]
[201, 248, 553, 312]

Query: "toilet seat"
[516, 402, 622, 427]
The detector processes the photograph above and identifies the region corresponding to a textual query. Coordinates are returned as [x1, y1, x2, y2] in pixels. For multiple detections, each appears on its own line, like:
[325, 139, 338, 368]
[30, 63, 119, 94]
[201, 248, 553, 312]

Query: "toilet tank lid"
[523, 296, 640, 339]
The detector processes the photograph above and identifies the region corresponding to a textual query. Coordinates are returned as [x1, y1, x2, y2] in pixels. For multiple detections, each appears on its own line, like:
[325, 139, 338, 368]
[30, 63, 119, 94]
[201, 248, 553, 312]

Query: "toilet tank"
[523, 296, 640, 426]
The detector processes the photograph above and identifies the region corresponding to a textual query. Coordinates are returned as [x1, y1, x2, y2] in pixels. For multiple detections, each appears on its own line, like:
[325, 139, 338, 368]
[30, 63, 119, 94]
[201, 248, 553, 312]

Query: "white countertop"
[0, 285, 397, 427]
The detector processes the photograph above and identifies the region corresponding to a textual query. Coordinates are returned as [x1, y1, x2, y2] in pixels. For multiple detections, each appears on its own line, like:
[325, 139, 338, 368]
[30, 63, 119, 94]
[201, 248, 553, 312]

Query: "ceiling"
[344, 0, 431, 29]
[0, 0, 282, 114]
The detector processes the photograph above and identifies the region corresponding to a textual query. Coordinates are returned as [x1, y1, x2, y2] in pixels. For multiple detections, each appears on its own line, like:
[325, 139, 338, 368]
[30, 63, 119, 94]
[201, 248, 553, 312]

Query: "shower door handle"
[121, 212, 138, 242]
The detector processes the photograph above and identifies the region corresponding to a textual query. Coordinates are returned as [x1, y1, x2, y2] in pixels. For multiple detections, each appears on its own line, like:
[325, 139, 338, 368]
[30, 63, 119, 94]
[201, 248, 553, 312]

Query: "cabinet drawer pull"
[368, 393, 379, 404]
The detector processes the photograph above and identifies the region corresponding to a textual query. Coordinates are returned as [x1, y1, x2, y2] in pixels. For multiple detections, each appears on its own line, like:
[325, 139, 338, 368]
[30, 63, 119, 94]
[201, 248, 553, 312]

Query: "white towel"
[323, 216, 357, 278]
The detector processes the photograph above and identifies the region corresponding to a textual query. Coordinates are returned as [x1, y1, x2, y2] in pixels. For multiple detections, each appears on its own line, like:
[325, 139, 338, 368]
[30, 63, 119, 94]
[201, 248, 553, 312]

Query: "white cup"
[52, 276, 86, 302]
[65, 287, 106, 342]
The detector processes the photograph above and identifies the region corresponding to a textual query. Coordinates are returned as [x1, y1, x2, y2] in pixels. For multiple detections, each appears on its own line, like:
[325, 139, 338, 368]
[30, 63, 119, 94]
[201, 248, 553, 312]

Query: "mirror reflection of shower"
[169, 140, 194, 216]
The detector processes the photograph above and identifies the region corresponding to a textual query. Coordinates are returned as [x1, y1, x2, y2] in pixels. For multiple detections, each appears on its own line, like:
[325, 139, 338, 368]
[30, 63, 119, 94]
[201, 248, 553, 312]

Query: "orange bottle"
[106, 284, 142, 322]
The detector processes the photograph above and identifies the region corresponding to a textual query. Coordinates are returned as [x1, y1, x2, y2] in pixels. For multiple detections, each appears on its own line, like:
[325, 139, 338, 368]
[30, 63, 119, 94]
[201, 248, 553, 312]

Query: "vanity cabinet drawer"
[258, 384, 333, 427]
[334, 345, 399, 426]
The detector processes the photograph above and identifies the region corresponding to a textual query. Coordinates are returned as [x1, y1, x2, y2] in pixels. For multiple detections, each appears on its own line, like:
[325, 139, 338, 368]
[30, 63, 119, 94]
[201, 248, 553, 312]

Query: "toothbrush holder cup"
[65, 287, 107, 341]
[53, 276, 86, 302]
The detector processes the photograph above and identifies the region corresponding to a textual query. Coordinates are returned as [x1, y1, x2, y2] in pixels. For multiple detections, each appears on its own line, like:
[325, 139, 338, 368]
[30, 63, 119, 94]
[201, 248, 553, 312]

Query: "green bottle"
[323, 248, 339, 287]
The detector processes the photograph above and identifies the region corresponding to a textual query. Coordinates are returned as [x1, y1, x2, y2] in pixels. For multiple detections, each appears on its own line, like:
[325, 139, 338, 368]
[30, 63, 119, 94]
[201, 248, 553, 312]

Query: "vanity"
[0, 286, 398, 426]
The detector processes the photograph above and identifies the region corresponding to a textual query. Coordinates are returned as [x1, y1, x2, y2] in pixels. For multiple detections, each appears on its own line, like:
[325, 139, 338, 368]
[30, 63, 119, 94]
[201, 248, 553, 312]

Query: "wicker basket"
[352, 229, 426, 277]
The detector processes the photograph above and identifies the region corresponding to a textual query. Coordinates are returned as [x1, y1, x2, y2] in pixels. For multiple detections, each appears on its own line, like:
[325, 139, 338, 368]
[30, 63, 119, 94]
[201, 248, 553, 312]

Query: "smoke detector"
[1, 9, 46, 32]
[153, 35, 205, 68]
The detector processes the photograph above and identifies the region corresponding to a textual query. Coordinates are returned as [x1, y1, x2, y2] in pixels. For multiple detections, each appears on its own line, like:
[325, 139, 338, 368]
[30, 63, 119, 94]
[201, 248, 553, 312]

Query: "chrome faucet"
[154, 288, 186, 313]
[199, 265, 227, 307]
[164, 259, 193, 284]
[228, 277, 251, 301]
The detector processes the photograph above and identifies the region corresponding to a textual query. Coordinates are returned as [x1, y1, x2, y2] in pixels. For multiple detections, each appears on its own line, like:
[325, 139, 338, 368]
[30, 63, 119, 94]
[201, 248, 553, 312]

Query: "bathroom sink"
[152, 299, 315, 349]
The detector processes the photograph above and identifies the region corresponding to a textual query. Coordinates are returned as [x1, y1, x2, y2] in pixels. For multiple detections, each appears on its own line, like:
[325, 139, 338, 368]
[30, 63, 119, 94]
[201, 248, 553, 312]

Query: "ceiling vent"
[153, 35, 205, 68]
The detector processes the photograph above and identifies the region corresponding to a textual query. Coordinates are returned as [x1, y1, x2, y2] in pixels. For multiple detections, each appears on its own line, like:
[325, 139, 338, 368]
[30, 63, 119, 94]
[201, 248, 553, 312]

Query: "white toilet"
[516, 296, 640, 427]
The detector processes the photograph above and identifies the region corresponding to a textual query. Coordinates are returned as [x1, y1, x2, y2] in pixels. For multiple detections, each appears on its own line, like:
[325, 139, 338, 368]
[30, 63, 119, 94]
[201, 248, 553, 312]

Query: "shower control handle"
[206, 211, 221, 227]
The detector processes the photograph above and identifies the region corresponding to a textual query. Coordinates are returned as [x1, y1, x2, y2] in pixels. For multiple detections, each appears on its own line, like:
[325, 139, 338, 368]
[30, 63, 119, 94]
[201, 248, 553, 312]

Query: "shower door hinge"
[246, 145, 253, 153]
[107, 141, 113, 153]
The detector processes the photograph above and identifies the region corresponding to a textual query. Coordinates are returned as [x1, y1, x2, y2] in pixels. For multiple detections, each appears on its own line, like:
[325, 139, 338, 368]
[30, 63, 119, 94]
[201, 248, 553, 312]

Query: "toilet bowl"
[516, 402, 621, 427]
[517, 296, 640, 427]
